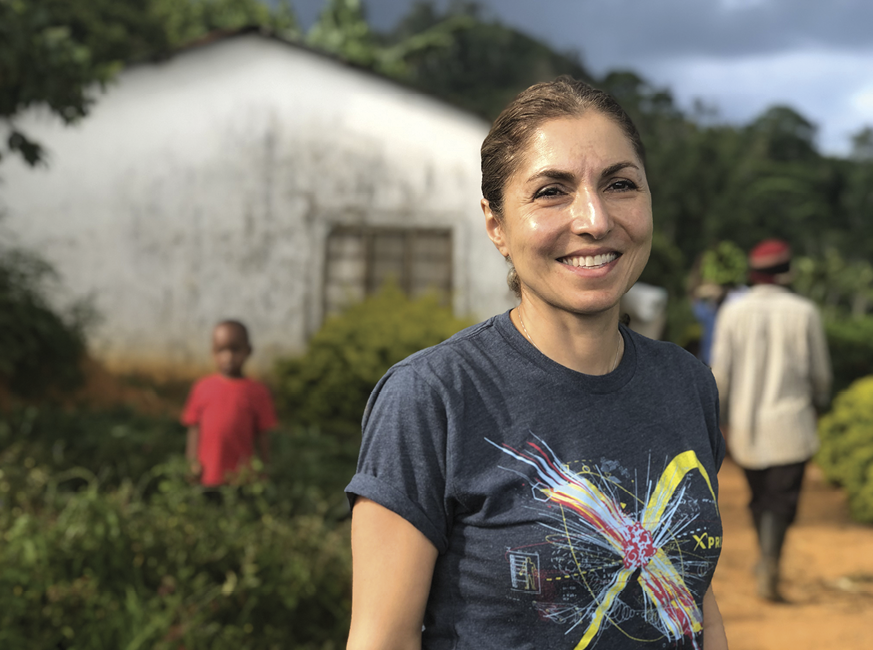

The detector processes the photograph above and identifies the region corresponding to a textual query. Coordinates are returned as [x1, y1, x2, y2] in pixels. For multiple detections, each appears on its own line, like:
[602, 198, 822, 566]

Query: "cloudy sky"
[292, 0, 873, 156]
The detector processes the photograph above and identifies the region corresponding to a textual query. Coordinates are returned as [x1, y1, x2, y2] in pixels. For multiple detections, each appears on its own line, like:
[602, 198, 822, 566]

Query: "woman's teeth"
[560, 253, 618, 268]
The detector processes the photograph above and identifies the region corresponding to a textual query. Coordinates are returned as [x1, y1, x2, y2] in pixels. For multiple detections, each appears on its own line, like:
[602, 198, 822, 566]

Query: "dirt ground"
[712, 458, 873, 649]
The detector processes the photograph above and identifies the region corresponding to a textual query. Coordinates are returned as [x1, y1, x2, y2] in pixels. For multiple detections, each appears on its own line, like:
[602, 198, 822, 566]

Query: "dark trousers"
[743, 460, 807, 525]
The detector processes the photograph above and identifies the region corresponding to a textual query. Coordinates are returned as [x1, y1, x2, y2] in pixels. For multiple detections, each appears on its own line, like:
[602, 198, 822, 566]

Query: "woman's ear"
[482, 199, 509, 257]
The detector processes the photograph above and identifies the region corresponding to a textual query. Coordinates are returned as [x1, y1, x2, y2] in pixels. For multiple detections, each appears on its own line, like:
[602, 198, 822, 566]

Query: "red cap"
[749, 239, 791, 270]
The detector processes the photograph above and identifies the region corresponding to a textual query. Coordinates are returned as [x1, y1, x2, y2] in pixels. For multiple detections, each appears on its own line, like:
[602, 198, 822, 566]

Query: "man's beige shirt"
[711, 285, 831, 469]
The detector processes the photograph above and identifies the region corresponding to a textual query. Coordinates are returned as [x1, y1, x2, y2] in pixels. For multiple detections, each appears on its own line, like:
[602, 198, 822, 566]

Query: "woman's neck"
[512, 299, 623, 375]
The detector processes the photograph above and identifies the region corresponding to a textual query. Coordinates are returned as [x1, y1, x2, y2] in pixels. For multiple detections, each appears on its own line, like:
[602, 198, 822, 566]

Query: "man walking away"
[711, 238, 831, 602]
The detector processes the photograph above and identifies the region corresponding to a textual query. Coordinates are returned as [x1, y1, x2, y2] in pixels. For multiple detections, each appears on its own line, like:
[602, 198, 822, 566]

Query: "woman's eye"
[534, 186, 566, 199]
[608, 179, 638, 192]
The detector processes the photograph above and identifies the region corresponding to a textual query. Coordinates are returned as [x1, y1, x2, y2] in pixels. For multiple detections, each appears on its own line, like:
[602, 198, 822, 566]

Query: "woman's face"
[484, 112, 653, 318]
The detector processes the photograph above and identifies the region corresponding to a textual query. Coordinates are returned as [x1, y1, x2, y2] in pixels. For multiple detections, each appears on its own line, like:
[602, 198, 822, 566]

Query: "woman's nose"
[570, 189, 612, 239]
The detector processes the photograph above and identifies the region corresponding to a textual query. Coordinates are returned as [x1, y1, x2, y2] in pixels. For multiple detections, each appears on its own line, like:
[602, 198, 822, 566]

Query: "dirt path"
[712, 458, 873, 649]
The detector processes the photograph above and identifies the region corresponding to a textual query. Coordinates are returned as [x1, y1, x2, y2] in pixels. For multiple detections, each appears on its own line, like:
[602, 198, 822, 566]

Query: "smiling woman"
[345, 77, 729, 650]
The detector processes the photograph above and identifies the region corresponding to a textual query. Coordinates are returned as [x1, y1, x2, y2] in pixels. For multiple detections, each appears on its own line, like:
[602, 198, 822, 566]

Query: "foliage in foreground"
[0, 406, 182, 487]
[274, 284, 473, 436]
[0, 401, 359, 515]
[0, 415, 353, 649]
[817, 375, 873, 523]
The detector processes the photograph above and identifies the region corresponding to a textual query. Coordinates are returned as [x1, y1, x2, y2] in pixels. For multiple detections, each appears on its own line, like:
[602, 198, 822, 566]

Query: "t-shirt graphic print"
[489, 434, 720, 650]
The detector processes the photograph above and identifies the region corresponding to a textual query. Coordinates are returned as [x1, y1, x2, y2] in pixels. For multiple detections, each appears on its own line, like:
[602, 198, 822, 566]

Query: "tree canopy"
[0, 0, 298, 166]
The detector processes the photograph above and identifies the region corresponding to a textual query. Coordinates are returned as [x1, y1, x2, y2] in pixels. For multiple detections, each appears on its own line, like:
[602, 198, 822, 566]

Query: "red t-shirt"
[181, 374, 278, 486]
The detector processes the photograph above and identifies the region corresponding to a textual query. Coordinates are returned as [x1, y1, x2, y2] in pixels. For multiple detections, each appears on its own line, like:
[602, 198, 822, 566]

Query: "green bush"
[0, 451, 352, 649]
[0, 404, 359, 645]
[0, 406, 184, 488]
[0, 248, 91, 398]
[274, 284, 473, 435]
[0, 282, 479, 646]
[824, 316, 873, 395]
[0, 406, 358, 519]
[699, 241, 747, 287]
[816, 375, 873, 523]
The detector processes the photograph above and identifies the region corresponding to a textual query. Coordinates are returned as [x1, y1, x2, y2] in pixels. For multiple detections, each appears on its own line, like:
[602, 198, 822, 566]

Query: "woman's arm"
[347, 497, 439, 650]
[703, 585, 729, 649]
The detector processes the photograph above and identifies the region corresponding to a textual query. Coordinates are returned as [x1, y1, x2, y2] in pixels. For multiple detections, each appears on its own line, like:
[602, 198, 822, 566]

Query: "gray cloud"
[483, 0, 873, 72]
[292, 0, 873, 63]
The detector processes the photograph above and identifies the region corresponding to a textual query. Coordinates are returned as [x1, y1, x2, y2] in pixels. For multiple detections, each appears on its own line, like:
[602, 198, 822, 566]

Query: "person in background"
[691, 281, 723, 364]
[346, 77, 728, 650]
[711, 239, 831, 602]
[690, 241, 748, 366]
[182, 320, 277, 487]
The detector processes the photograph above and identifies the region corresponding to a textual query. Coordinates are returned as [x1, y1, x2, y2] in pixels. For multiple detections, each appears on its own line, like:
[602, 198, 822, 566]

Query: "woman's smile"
[558, 252, 619, 269]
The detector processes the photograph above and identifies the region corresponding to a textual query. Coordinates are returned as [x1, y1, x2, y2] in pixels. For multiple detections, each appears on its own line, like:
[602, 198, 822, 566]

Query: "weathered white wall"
[1, 34, 515, 374]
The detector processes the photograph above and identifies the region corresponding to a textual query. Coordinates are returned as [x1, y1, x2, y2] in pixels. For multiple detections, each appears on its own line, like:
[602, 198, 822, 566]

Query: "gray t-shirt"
[346, 311, 725, 649]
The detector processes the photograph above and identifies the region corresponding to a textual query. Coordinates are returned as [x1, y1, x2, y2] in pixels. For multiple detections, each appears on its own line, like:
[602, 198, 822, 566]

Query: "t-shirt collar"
[493, 309, 636, 394]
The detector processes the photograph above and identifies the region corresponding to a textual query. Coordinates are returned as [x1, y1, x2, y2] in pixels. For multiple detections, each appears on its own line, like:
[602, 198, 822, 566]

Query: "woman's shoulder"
[397, 313, 506, 367]
[363, 314, 509, 420]
[378, 313, 510, 394]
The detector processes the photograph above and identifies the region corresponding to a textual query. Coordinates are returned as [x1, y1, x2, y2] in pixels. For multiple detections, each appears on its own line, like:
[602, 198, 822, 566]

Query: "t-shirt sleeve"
[252, 382, 279, 432]
[180, 380, 205, 427]
[345, 364, 451, 553]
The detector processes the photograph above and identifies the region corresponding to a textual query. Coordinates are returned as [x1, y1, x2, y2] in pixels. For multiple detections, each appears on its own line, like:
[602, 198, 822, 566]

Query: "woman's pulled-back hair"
[480, 76, 645, 296]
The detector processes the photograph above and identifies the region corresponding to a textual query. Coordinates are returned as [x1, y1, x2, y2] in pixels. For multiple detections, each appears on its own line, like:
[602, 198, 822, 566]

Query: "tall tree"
[305, 0, 376, 68]
[304, 0, 475, 81]
[841, 126, 873, 256]
[746, 105, 818, 162]
[384, 1, 594, 120]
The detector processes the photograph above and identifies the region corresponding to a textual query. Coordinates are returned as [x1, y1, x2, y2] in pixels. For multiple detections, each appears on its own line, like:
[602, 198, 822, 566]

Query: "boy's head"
[212, 320, 251, 378]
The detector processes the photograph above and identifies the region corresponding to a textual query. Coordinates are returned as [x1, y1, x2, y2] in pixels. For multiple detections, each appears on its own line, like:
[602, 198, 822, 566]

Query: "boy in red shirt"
[182, 320, 277, 486]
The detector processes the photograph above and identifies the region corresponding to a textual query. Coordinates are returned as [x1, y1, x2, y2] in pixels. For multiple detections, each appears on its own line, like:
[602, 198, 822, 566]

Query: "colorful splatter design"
[487, 435, 719, 649]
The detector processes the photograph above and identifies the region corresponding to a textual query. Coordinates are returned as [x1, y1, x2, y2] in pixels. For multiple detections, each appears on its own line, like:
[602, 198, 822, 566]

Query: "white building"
[1, 30, 515, 375]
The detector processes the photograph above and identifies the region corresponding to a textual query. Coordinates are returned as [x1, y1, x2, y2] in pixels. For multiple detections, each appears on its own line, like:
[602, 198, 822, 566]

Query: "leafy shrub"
[699, 241, 747, 287]
[816, 375, 873, 523]
[0, 451, 352, 649]
[274, 284, 473, 435]
[0, 248, 91, 398]
[0, 406, 357, 518]
[268, 423, 359, 517]
[0, 406, 184, 488]
[824, 316, 873, 395]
